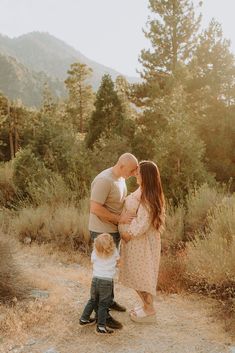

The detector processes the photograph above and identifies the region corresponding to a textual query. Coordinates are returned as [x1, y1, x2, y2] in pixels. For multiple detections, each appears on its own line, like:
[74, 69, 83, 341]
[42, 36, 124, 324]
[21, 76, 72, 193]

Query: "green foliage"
[89, 134, 133, 175]
[29, 114, 76, 175]
[187, 20, 235, 189]
[140, 0, 201, 78]
[12, 148, 52, 196]
[86, 74, 127, 148]
[41, 82, 57, 116]
[65, 62, 95, 133]
[153, 86, 213, 201]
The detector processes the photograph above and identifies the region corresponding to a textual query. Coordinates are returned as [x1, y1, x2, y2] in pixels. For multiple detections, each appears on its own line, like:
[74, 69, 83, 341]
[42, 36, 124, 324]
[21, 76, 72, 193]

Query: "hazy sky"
[1, 0, 235, 76]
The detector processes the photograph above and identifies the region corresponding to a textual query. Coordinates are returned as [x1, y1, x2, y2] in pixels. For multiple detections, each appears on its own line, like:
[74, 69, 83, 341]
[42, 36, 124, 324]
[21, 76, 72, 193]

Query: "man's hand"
[119, 211, 135, 224]
[121, 232, 132, 243]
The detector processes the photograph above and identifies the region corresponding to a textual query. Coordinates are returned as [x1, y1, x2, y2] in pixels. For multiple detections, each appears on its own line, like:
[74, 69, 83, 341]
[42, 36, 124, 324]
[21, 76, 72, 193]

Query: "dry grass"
[11, 202, 91, 252]
[185, 195, 235, 287]
[12, 205, 52, 243]
[162, 203, 185, 253]
[158, 252, 186, 293]
[0, 162, 17, 207]
[0, 300, 52, 340]
[0, 233, 30, 303]
[0, 243, 87, 349]
[185, 183, 224, 239]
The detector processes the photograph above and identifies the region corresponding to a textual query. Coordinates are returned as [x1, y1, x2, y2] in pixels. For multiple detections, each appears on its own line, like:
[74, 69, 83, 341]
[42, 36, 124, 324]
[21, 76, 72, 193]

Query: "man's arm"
[90, 201, 120, 224]
[90, 201, 135, 225]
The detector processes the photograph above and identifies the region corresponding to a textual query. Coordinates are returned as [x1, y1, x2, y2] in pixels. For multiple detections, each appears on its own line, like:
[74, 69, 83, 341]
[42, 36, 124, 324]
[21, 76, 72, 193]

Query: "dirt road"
[0, 246, 234, 353]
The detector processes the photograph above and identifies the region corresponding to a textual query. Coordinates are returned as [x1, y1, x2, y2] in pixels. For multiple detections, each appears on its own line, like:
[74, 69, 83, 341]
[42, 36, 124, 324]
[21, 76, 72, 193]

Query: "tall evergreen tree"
[115, 75, 137, 120]
[189, 19, 235, 102]
[86, 74, 126, 149]
[188, 20, 235, 188]
[41, 82, 56, 116]
[140, 0, 202, 81]
[65, 62, 94, 133]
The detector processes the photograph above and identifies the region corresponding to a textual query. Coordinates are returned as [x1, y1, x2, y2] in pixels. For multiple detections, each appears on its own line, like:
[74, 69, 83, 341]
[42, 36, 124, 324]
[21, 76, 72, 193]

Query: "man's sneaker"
[79, 317, 96, 326]
[110, 301, 126, 312]
[106, 315, 123, 329]
[95, 325, 114, 335]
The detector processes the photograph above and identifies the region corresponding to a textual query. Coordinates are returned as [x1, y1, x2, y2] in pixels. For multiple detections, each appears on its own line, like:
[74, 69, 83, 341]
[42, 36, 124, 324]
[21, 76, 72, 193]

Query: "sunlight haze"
[1, 0, 235, 76]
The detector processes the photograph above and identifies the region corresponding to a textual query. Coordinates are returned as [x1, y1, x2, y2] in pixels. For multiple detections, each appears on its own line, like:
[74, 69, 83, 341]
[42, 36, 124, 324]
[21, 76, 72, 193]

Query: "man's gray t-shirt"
[89, 167, 127, 233]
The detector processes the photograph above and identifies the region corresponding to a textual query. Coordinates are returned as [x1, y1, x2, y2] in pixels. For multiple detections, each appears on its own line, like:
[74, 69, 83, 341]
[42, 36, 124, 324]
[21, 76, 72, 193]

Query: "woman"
[118, 160, 165, 323]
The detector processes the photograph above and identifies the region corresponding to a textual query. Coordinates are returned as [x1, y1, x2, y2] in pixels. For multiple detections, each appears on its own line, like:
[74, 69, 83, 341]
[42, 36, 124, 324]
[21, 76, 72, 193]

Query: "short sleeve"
[90, 178, 111, 205]
[91, 250, 96, 263]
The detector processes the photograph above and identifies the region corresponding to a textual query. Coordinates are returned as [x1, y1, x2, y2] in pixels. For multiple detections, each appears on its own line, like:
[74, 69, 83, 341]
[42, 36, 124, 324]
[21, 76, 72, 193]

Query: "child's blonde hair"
[94, 233, 115, 258]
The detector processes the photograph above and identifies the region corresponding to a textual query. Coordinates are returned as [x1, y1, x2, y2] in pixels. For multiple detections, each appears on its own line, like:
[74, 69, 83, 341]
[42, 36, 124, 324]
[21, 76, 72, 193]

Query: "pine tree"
[86, 74, 126, 149]
[65, 62, 94, 133]
[189, 19, 235, 102]
[188, 20, 235, 188]
[41, 82, 56, 116]
[140, 0, 201, 80]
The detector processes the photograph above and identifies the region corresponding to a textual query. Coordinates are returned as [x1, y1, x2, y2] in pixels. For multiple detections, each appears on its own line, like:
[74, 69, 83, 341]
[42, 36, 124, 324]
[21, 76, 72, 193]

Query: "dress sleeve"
[128, 203, 152, 238]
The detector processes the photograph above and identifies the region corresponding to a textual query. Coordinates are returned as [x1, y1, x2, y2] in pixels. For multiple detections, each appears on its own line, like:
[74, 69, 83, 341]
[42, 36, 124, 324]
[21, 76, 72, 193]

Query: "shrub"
[77, 197, 90, 247]
[12, 201, 91, 252]
[29, 114, 76, 176]
[158, 253, 186, 293]
[0, 162, 17, 207]
[26, 174, 72, 207]
[185, 194, 235, 298]
[185, 183, 224, 240]
[0, 233, 29, 302]
[0, 208, 13, 234]
[13, 148, 52, 196]
[49, 204, 90, 252]
[12, 205, 52, 244]
[162, 203, 185, 253]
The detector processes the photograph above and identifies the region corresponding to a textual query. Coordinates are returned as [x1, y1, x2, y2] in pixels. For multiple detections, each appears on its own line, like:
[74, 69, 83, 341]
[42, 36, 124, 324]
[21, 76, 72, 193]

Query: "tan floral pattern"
[118, 188, 161, 296]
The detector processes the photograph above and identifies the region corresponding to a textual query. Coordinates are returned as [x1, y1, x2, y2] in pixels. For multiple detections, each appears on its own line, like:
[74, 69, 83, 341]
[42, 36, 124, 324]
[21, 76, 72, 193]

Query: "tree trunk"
[79, 84, 83, 133]
[172, 0, 178, 73]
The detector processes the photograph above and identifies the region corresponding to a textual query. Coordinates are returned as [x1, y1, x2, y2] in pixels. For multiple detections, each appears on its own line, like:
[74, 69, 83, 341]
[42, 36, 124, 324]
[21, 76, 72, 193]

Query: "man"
[89, 153, 138, 329]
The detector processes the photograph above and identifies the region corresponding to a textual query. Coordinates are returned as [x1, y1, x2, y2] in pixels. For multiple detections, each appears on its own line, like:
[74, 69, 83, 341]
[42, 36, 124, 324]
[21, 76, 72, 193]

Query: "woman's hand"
[121, 232, 132, 243]
[119, 211, 136, 224]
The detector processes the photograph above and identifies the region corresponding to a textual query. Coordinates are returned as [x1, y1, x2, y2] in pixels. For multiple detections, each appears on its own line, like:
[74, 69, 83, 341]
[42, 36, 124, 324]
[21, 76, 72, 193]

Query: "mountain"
[0, 53, 65, 107]
[0, 32, 140, 88]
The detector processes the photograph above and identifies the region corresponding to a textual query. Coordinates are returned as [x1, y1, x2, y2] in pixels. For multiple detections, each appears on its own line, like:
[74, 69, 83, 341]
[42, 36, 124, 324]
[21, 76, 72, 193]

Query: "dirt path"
[0, 245, 234, 353]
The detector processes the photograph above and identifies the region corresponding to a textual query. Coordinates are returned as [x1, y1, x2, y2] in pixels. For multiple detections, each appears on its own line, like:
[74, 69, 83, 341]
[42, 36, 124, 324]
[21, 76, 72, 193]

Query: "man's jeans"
[90, 231, 120, 248]
[80, 277, 113, 326]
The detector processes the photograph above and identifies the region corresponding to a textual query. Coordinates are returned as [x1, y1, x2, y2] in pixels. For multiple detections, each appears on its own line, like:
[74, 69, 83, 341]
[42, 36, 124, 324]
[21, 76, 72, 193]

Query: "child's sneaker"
[79, 317, 96, 326]
[95, 325, 114, 335]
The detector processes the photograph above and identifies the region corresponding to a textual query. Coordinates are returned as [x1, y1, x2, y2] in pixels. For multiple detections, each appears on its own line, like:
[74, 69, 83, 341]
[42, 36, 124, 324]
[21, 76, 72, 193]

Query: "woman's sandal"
[129, 305, 142, 315]
[130, 307, 156, 323]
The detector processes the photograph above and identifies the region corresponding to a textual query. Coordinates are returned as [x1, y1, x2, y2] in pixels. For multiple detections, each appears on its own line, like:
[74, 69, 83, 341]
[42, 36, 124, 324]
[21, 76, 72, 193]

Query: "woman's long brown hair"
[139, 161, 165, 230]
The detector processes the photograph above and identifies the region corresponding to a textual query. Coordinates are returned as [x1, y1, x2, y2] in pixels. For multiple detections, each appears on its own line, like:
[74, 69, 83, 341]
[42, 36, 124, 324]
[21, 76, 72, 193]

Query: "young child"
[79, 233, 120, 335]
